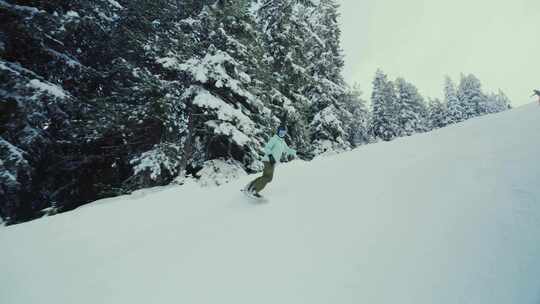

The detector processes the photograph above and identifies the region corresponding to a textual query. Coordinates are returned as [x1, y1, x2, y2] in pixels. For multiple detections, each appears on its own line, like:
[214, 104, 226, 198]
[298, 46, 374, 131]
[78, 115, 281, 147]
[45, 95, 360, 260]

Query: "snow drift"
[1, 103, 539, 304]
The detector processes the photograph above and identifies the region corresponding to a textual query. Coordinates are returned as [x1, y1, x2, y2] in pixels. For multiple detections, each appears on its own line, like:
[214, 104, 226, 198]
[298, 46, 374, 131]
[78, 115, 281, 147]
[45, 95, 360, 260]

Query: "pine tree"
[457, 73, 487, 119]
[341, 85, 371, 146]
[0, 0, 192, 222]
[484, 89, 511, 114]
[427, 98, 449, 130]
[394, 78, 428, 136]
[118, 0, 199, 186]
[444, 76, 464, 124]
[370, 69, 399, 141]
[309, 104, 350, 154]
[305, 0, 345, 83]
[177, 1, 273, 172]
[256, 0, 312, 153]
[304, 0, 351, 154]
[496, 90, 512, 111]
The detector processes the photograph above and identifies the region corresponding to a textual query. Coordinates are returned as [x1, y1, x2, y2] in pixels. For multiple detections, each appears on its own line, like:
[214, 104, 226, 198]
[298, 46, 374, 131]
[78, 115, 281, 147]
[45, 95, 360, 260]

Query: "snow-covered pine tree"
[394, 78, 429, 136]
[484, 89, 512, 114]
[457, 73, 487, 119]
[156, 1, 273, 174]
[302, 0, 344, 90]
[256, 0, 313, 154]
[370, 69, 399, 141]
[341, 85, 371, 146]
[176, 0, 214, 19]
[427, 98, 449, 130]
[0, 0, 370, 224]
[1, 0, 185, 222]
[112, 0, 197, 188]
[444, 76, 464, 124]
[497, 90, 512, 110]
[309, 104, 350, 155]
[304, 0, 351, 154]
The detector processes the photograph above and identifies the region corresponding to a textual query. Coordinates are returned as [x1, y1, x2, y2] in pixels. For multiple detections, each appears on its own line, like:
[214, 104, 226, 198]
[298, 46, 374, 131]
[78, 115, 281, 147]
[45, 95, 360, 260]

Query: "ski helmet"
[277, 126, 287, 138]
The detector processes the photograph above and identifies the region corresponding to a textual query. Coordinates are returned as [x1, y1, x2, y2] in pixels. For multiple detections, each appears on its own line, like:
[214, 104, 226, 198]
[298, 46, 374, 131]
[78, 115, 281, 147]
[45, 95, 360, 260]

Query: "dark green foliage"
[1, 0, 358, 224]
[0, 0, 187, 223]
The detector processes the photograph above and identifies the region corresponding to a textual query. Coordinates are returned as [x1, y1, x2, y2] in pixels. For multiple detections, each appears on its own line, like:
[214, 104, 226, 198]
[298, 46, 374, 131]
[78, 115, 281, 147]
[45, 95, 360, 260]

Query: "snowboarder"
[244, 126, 297, 198]
[533, 89, 540, 104]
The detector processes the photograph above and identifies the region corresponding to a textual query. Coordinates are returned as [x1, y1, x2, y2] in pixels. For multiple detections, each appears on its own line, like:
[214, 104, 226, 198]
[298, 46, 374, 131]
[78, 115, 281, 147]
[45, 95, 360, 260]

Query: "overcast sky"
[338, 0, 540, 106]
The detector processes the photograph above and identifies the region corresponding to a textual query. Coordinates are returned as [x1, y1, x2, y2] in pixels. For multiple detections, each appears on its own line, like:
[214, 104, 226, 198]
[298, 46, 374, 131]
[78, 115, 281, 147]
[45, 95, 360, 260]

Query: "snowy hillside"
[1, 104, 539, 304]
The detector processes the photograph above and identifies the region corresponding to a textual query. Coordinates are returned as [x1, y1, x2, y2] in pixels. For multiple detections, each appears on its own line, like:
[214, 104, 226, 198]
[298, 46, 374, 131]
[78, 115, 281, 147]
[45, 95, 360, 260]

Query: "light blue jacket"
[262, 135, 297, 163]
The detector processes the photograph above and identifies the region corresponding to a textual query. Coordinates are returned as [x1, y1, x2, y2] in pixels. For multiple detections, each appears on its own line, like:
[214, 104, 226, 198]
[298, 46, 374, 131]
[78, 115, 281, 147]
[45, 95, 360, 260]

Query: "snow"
[206, 120, 251, 146]
[0, 138, 26, 166]
[1, 104, 540, 304]
[97, 11, 114, 21]
[312, 105, 344, 132]
[18, 125, 41, 146]
[160, 48, 261, 111]
[179, 52, 234, 84]
[0, 60, 20, 75]
[248, 0, 263, 16]
[107, 0, 123, 9]
[187, 86, 257, 146]
[178, 51, 256, 101]
[27, 79, 68, 99]
[180, 17, 198, 26]
[0, 138, 28, 184]
[65, 10, 80, 18]
[93, 6, 119, 22]
[0, 170, 16, 183]
[156, 55, 178, 69]
[0, 0, 42, 15]
[46, 48, 82, 67]
[306, 26, 325, 47]
[312, 139, 344, 157]
[0, 60, 40, 79]
[190, 88, 254, 132]
[196, 159, 247, 187]
[130, 144, 181, 181]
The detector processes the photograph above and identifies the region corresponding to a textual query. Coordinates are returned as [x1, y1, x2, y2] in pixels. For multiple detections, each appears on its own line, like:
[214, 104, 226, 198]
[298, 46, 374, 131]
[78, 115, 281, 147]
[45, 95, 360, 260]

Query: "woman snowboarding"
[244, 126, 297, 198]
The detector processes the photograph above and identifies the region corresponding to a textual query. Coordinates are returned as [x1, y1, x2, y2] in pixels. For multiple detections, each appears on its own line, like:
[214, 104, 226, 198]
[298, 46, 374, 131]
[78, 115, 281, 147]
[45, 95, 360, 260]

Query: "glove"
[268, 154, 276, 165]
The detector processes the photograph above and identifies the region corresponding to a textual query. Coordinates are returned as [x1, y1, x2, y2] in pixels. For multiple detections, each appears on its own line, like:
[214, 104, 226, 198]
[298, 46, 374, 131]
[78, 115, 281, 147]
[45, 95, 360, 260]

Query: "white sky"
[338, 0, 540, 106]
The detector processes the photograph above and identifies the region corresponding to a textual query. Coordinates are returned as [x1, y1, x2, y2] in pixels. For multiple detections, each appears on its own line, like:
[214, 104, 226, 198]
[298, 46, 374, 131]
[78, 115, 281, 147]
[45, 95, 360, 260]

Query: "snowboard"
[240, 189, 268, 203]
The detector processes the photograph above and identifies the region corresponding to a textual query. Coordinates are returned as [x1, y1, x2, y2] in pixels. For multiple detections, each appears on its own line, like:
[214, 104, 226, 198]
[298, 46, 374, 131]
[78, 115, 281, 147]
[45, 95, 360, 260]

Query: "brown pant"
[249, 162, 275, 193]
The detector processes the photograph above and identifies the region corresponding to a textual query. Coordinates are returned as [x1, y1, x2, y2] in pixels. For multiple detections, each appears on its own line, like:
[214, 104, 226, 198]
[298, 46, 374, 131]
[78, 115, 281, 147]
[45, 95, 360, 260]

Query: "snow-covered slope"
[1, 104, 539, 304]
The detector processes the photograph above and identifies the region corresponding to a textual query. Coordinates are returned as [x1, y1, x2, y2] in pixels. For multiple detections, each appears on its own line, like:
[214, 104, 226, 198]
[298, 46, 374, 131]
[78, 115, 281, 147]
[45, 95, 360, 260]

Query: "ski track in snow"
[1, 104, 540, 304]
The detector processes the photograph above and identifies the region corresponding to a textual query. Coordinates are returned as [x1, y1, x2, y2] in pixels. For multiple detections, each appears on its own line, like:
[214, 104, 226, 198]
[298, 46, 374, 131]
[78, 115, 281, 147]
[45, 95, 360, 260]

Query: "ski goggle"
[278, 129, 287, 137]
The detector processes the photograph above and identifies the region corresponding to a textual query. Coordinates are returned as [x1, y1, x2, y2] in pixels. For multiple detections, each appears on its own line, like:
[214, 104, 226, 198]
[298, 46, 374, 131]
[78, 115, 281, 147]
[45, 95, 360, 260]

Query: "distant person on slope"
[244, 126, 297, 198]
[533, 89, 540, 104]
